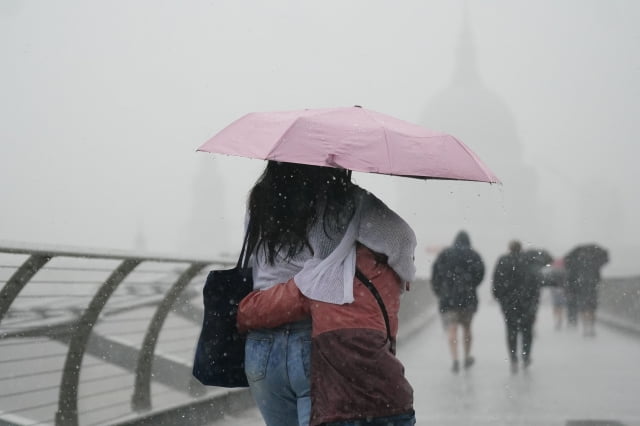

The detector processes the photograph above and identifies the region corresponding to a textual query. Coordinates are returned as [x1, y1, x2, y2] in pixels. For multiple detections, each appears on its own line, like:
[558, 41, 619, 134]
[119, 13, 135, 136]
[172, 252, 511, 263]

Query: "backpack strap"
[355, 268, 395, 354]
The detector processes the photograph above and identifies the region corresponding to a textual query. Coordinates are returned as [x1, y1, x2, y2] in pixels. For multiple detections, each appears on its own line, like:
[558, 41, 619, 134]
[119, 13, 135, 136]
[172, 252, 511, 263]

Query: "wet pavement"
[212, 295, 640, 425]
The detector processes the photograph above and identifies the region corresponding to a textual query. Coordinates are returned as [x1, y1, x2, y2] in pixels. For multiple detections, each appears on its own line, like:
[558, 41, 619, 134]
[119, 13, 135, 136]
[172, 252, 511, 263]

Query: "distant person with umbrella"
[564, 244, 609, 337]
[431, 231, 485, 373]
[493, 241, 552, 372]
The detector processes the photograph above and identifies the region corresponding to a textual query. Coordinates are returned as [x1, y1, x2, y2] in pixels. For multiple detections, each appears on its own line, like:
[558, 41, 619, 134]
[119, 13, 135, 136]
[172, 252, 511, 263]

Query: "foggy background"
[1, 0, 638, 278]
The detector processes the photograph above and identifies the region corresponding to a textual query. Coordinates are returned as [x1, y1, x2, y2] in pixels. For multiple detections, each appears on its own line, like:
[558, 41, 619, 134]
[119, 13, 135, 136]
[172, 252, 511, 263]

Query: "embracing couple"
[235, 161, 418, 426]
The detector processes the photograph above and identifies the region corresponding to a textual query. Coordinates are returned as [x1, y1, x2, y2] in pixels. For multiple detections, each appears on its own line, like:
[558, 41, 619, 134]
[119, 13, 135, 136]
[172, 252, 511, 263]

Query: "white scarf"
[293, 209, 361, 304]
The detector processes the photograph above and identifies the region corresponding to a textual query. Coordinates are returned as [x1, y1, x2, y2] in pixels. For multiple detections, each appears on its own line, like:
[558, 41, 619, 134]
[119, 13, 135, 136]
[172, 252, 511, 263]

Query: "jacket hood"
[453, 231, 471, 248]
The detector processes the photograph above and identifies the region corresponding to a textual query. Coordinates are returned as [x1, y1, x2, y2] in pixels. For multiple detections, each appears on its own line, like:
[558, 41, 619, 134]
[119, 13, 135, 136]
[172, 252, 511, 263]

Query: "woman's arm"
[237, 278, 310, 333]
[357, 193, 417, 283]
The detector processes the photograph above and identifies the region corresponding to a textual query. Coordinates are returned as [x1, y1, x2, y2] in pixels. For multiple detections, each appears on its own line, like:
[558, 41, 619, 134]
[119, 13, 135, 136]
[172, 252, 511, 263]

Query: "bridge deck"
[211, 294, 640, 426]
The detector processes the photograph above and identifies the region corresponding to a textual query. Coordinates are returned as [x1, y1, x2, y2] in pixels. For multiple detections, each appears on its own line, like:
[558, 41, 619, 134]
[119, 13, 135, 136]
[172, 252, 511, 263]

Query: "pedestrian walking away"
[430, 231, 485, 373]
[492, 241, 552, 373]
[564, 244, 609, 337]
[541, 258, 568, 330]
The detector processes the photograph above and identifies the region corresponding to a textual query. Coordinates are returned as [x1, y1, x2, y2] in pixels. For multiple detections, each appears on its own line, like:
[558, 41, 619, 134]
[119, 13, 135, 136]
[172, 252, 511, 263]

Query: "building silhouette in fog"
[400, 6, 542, 264]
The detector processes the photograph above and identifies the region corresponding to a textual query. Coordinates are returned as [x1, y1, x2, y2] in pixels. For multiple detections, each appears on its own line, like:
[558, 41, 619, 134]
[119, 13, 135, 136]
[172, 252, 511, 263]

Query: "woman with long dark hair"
[242, 161, 417, 426]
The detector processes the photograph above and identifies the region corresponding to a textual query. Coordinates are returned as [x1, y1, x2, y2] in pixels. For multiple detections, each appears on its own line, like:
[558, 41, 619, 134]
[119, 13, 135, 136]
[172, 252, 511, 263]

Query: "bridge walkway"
[212, 295, 640, 426]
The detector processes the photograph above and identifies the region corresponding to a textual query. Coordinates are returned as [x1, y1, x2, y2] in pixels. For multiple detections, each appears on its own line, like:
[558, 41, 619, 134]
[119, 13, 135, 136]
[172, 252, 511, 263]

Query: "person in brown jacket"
[238, 244, 416, 426]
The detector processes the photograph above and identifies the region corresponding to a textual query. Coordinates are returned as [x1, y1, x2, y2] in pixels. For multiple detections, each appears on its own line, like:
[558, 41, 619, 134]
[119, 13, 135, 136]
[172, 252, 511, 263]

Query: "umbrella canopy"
[197, 106, 500, 183]
[565, 244, 609, 270]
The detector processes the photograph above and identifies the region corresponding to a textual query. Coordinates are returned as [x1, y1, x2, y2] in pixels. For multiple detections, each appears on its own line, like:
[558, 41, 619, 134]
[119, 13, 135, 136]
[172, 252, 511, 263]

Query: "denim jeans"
[322, 411, 416, 426]
[245, 320, 312, 426]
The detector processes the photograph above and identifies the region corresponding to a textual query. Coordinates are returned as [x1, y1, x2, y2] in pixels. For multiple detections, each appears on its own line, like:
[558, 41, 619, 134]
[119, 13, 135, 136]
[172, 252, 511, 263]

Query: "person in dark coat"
[493, 241, 552, 372]
[564, 244, 609, 337]
[431, 231, 485, 373]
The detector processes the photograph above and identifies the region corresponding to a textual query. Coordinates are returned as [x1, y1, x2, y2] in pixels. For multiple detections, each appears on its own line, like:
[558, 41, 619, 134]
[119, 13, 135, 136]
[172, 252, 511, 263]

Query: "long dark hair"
[247, 161, 356, 265]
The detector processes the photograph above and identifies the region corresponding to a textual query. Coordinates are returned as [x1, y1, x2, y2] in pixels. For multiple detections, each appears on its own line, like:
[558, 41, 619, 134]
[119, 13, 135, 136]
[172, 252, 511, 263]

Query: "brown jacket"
[237, 245, 414, 425]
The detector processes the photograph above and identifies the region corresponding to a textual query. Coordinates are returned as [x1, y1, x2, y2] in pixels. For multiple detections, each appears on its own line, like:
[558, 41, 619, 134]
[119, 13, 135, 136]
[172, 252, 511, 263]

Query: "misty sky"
[1, 1, 639, 277]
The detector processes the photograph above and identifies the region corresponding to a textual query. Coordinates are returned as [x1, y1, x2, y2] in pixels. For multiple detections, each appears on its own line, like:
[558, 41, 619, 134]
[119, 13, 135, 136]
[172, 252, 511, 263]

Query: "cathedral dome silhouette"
[400, 6, 542, 268]
[421, 8, 525, 179]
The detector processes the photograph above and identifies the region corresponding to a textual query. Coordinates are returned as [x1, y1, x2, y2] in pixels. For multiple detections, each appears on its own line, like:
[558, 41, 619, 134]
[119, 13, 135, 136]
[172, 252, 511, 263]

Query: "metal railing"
[599, 276, 640, 335]
[0, 243, 240, 426]
[0, 242, 438, 426]
[5, 241, 635, 425]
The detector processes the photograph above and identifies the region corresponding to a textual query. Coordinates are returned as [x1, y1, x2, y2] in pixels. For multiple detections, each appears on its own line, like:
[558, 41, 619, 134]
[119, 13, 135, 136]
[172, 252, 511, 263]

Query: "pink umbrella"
[197, 106, 499, 183]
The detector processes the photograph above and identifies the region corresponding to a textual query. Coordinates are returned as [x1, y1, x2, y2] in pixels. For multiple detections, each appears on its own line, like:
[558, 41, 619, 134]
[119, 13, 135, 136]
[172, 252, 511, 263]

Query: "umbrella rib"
[360, 109, 392, 173]
[448, 136, 500, 183]
[264, 116, 305, 161]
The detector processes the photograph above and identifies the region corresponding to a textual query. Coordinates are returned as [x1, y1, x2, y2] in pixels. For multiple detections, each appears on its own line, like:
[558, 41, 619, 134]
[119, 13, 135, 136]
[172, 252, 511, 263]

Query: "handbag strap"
[237, 223, 252, 270]
[355, 268, 396, 354]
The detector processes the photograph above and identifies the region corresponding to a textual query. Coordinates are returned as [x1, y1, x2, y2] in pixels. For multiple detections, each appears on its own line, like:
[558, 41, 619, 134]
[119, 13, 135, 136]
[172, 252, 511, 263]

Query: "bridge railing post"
[131, 262, 208, 411]
[54, 259, 141, 426]
[0, 254, 51, 323]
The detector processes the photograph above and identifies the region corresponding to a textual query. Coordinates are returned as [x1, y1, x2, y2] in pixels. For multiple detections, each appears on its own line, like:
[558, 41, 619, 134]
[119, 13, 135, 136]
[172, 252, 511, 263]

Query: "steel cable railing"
[598, 276, 640, 336]
[1, 243, 445, 426]
[0, 243, 235, 426]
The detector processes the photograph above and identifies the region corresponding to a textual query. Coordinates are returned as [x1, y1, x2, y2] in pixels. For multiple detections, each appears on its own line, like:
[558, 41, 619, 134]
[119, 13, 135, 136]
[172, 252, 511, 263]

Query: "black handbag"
[192, 229, 253, 387]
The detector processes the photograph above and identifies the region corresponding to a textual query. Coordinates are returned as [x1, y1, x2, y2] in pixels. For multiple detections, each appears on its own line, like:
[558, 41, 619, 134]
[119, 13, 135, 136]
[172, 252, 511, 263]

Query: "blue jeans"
[245, 321, 312, 426]
[322, 411, 416, 426]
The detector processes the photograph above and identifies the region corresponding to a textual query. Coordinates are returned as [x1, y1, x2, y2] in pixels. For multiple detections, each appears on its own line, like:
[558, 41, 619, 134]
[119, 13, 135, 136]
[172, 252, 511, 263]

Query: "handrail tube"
[131, 263, 208, 411]
[0, 243, 224, 265]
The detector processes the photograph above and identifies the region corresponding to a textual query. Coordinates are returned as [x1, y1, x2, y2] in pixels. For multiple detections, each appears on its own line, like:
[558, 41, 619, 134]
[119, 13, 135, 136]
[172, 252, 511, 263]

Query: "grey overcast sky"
[1, 1, 639, 276]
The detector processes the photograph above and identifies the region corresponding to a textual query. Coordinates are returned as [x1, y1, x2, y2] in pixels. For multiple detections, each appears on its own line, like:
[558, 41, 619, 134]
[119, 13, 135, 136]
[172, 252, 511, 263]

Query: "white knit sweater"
[251, 187, 416, 304]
